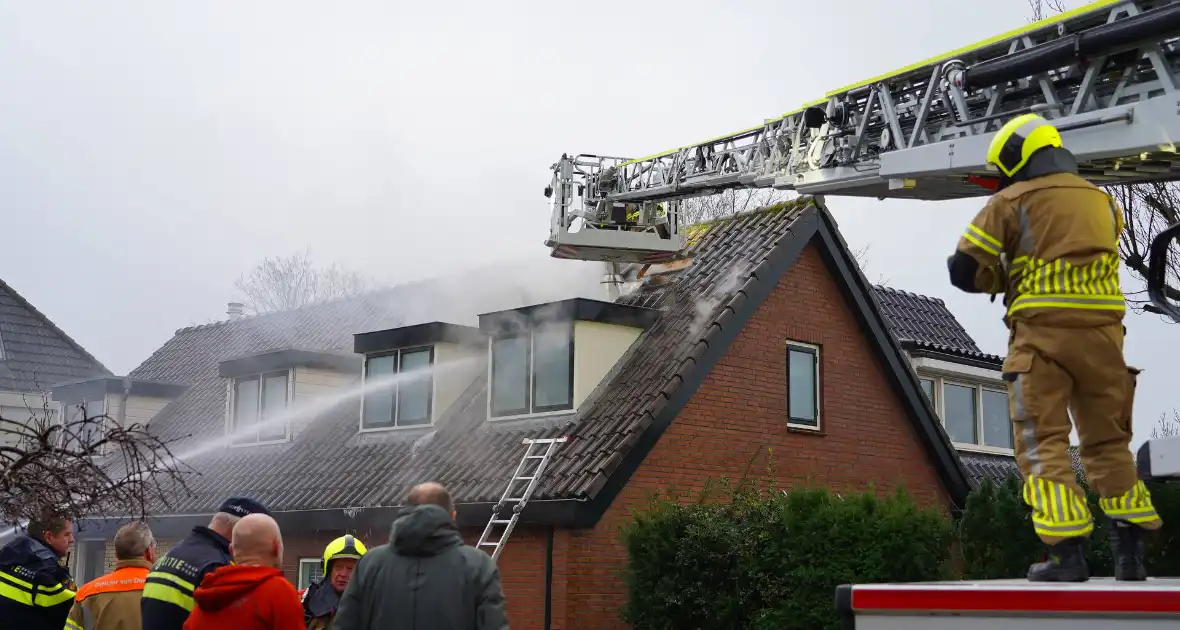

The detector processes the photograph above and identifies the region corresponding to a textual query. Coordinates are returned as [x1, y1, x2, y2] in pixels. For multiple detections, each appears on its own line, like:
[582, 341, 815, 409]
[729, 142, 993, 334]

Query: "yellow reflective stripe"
[1099, 481, 1162, 525]
[1009, 293, 1126, 313]
[142, 571, 197, 613]
[0, 579, 33, 605]
[141, 582, 195, 612]
[1023, 475, 1095, 538]
[65, 616, 83, 630]
[0, 569, 33, 589]
[35, 583, 75, 607]
[962, 225, 1002, 257]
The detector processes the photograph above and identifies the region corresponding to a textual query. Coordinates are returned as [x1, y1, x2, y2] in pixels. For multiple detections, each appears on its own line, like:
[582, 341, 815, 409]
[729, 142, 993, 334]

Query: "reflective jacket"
[65, 559, 151, 630]
[0, 534, 75, 630]
[299, 579, 340, 630]
[956, 161, 1125, 328]
[140, 527, 231, 630]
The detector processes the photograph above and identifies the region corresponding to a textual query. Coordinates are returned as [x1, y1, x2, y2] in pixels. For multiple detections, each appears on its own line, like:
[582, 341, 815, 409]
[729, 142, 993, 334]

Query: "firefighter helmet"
[986, 113, 1064, 178]
[322, 534, 367, 574]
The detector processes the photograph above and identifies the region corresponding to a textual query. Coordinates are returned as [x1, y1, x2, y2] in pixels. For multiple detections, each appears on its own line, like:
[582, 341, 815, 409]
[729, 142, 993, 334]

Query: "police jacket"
[950, 147, 1126, 329]
[140, 526, 231, 630]
[300, 578, 340, 630]
[0, 533, 75, 630]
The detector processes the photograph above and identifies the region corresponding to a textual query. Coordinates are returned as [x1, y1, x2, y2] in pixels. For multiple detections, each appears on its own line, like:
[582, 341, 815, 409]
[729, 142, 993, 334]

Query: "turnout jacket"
[140, 527, 231, 630]
[65, 559, 151, 630]
[0, 534, 75, 630]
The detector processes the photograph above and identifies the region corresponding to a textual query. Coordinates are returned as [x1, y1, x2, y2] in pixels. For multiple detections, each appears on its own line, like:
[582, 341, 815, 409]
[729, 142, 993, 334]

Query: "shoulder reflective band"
[0, 569, 75, 607]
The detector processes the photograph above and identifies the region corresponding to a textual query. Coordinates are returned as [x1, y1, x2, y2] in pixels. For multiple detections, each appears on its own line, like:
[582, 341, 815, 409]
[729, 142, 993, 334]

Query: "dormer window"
[490, 323, 573, 418]
[231, 370, 290, 445]
[361, 347, 434, 429]
[63, 398, 106, 454]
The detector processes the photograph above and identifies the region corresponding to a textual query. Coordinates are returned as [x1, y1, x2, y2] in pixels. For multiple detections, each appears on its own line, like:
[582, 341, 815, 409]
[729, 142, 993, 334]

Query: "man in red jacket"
[183, 513, 304, 630]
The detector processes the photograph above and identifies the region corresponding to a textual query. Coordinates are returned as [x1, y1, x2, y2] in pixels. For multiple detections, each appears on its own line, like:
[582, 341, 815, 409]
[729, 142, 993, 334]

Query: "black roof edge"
[811, 204, 972, 512]
[572, 205, 824, 530]
[218, 349, 362, 379]
[74, 499, 588, 539]
[52, 377, 190, 404]
[478, 297, 660, 336]
[353, 321, 487, 355]
[902, 343, 1005, 371]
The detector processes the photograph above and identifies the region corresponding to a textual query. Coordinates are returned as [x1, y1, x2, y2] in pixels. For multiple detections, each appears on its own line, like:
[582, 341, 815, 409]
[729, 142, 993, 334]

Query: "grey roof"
[117, 200, 974, 530]
[959, 447, 1084, 488]
[873, 285, 1003, 365]
[0, 278, 110, 392]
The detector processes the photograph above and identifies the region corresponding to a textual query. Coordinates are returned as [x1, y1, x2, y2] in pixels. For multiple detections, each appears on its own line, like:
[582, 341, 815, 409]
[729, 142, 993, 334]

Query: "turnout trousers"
[1003, 321, 1163, 543]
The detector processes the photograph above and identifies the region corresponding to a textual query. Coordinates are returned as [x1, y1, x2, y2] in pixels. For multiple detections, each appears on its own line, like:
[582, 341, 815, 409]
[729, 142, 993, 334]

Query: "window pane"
[259, 373, 288, 441]
[920, 378, 935, 404]
[363, 355, 397, 429]
[787, 347, 818, 426]
[82, 400, 105, 450]
[981, 389, 1013, 449]
[81, 541, 105, 584]
[298, 560, 323, 590]
[397, 349, 432, 426]
[533, 326, 572, 410]
[233, 378, 260, 442]
[944, 384, 978, 444]
[491, 336, 529, 416]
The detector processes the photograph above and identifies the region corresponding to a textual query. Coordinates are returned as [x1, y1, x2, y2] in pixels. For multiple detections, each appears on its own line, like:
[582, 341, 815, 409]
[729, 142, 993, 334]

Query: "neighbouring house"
[0, 278, 110, 425]
[78, 199, 987, 630]
[874, 287, 1020, 485]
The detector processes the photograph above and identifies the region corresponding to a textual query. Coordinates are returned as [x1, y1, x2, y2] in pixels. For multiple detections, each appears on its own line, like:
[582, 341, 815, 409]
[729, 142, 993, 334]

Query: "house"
[0, 278, 110, 436]
[874, 287, 1020, 485]
[76, 198, 980, 630]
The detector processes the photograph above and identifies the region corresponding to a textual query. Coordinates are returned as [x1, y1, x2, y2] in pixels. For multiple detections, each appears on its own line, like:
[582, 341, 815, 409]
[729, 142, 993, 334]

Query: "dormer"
[353, 322, 487, 431]
[218, 349, 361, 446]
[478, 298, 659, 421]
[51, 377, 189, 452]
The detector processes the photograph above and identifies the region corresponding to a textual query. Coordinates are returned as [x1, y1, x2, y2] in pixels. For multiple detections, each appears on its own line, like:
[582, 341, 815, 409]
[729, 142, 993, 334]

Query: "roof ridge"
[0, 277, 111, 376]
[873, 284, 947, 306]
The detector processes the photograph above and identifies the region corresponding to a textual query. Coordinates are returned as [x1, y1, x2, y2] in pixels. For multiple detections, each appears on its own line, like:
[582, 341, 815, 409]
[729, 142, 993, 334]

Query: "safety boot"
[1108, 519, 1148, 581]
[1028, 537, 1089, 582]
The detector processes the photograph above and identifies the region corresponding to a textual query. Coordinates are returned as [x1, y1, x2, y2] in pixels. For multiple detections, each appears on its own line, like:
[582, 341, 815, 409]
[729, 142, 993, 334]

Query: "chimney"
[227, 302, 244, 320]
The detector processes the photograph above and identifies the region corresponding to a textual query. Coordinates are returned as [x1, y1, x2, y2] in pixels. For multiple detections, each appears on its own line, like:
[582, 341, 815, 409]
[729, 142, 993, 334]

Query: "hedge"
[619, 480, 954, 630]
[621, 475, 1180, 629]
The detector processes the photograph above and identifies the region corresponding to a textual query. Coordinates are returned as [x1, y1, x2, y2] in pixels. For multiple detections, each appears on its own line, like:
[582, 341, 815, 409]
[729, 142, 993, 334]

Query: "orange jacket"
[65, 559, 151, 630]
[182, 564, 305, 630]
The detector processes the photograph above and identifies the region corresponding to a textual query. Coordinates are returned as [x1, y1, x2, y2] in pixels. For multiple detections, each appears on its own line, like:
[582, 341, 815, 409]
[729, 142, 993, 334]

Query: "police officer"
[300, 534, 368, 630]
[948, 113, 1162, 582]
[140, 497, 270, 630]
[0, 514, 76, 630]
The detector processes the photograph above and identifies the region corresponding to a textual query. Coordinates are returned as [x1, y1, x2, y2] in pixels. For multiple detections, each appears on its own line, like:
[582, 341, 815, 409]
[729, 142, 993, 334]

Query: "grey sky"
[0, 0, 1176, 444]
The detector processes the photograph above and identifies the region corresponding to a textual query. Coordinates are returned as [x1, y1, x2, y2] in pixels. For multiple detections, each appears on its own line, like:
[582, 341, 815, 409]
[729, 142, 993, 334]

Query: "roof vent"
[227, 302, 245, 320]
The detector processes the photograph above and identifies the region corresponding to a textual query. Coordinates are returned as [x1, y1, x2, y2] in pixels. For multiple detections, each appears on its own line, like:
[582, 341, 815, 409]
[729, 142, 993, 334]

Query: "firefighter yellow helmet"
[322, 534, 367, 574]
[986, 113, 1064, 178]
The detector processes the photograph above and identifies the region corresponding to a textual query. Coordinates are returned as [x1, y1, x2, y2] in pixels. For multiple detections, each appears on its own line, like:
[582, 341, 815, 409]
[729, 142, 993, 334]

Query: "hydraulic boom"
[545, 0, 1180, 266]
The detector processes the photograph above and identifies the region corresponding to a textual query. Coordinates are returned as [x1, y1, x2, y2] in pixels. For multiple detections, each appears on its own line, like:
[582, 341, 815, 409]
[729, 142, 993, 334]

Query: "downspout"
[544, 525, 554, 630]
[119, 377, 131, 427]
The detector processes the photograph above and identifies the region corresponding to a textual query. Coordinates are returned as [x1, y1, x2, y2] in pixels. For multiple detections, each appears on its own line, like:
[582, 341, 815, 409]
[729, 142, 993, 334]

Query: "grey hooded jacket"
[332, 504, 509, 630]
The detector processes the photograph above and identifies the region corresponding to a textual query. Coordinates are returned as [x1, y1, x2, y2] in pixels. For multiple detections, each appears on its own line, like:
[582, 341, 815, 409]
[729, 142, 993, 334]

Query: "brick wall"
[554, 243, 953, 629]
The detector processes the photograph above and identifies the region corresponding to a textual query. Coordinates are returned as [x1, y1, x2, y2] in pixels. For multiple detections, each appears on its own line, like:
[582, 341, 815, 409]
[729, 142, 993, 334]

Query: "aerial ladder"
[543, 0, 1180, 624]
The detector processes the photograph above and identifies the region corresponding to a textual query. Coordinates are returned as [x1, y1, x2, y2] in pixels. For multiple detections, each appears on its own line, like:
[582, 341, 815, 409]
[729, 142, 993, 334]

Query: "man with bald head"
[334, 481, 509, 630]
[182, 514, 305, 630]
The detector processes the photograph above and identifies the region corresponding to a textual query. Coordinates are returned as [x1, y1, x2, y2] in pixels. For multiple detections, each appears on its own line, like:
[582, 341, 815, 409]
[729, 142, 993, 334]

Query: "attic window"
[361, 347, 434, 430]
[489, 323, 573, 419]
[63, 399, 107, 454]
[230, 370, 290, 445]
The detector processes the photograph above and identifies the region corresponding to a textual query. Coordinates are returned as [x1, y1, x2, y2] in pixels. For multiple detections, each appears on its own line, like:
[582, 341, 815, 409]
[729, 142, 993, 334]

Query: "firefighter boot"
[1028, 537, 1089, 582]
[1108, 519, 1147, 581]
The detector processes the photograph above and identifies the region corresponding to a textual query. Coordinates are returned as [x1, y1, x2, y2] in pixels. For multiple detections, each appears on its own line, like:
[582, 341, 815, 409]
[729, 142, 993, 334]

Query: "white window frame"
[359, 346, 436, 432]
[917, 370, 1014, 454]
[75, 539, 107, 584]
[487, 324, 575, 421]
[61, 398, 108, 456]
[297, 557, 322, 590]
[785, 341, 822, 431]
[226, 370, 292, 447]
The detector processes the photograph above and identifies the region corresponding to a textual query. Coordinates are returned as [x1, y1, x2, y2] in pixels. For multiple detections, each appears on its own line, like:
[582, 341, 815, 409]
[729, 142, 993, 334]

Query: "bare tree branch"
[680, 189, 792, 226]
[0, 394, 192, 527]
[1150, 409, 1180, 440]
[234, 246, 376, 314]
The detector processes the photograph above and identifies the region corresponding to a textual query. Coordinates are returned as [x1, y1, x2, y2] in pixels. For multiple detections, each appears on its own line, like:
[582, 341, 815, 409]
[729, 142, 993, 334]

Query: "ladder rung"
[479, 541, 499, 547]
[515, 476, 536, 481]
[507, 497, 525, 501]
[491, 519, 513, 524]
[525, 455, 545, 459]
